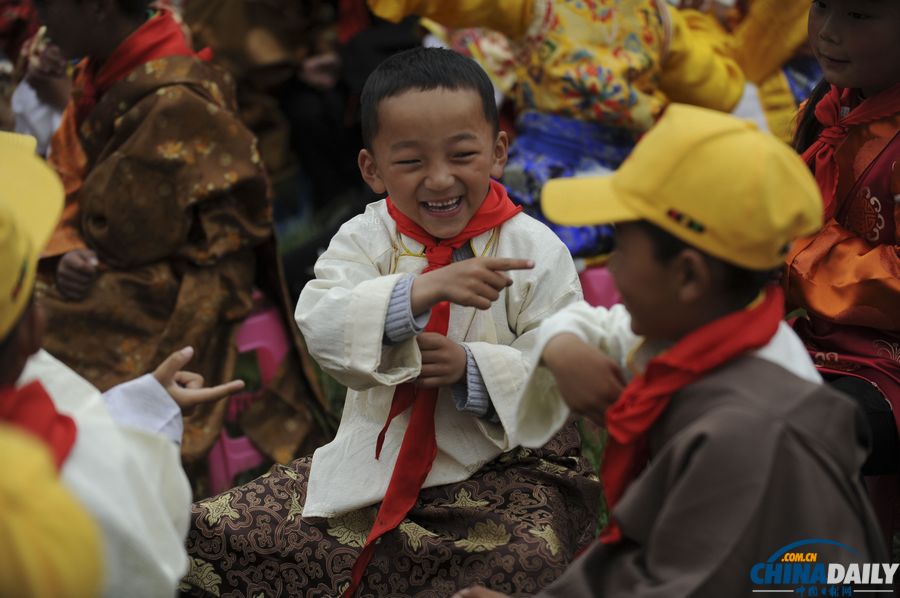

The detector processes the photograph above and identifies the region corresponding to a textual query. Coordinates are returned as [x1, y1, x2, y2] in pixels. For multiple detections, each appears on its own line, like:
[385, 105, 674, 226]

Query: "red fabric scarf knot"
[0, 381, 76, 471]
[599, 286, 786, 545]
[802, 83, 900, 220]
[343, 180, 521, 597]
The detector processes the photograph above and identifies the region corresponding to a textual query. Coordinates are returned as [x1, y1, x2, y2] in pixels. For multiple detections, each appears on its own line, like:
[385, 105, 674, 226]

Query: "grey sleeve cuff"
[102, 374, 184, 445]
[384, 273, 431, 345]
[451, 345, 498, 421]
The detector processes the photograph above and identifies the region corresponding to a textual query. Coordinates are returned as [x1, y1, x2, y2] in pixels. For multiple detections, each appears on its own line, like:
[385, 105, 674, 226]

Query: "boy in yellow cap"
[455, 104, 889, 597]
[0, 129, 102, 598]
[0, 130, 243, 597]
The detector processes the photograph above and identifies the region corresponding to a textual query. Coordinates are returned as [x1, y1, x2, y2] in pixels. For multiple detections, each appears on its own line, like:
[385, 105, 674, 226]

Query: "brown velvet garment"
[537, 357, 889, 598]
[39, 56, 332, 464]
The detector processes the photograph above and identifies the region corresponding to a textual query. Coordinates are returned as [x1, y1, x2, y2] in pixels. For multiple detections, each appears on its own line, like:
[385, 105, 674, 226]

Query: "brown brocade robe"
[536, 357, 889, 598]
[39, 55, 332, 464]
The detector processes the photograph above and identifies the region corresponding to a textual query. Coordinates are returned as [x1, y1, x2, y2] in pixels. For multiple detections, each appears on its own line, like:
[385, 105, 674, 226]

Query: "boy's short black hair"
[360, 46, 499, 149]
[633, 220, 775, 304]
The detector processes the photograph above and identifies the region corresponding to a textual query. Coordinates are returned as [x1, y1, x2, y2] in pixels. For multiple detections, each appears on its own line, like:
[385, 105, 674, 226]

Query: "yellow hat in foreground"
[0, 132, 64, 339]
[542, 104, 823, 270]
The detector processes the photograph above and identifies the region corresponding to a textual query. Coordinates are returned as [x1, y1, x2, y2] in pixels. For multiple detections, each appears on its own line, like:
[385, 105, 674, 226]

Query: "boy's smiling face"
[358, 87, 508, 240]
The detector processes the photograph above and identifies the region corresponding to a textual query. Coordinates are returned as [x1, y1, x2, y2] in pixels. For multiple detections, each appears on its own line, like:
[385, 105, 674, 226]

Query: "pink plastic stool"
[208, 294, 290, 494]
[579, 266, 621, 308]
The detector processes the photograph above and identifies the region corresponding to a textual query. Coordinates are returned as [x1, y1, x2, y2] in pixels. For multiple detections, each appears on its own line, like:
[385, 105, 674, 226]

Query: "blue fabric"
[783, 55, 824, 106]
[502, 111, 638, 257]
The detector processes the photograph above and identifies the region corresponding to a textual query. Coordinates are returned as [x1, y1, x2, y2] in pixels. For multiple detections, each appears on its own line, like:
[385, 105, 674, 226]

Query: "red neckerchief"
[343, 180, 521, 597]
[802, 82, 900, 220]
[0, 381, 76, 472]
[75, 10, 211, 122]
[599, 286, 785, 544]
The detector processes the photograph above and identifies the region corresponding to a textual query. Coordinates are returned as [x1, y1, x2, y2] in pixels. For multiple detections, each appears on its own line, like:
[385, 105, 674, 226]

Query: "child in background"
[32, 0, 327, 467]
[786, 0, 900, 548]
[0, 130, 101, 598]
[0, 130, 240, 597]
[183, 47, 601, 598]
[368, 0, 744, 258]
[457, 104, 886, 598]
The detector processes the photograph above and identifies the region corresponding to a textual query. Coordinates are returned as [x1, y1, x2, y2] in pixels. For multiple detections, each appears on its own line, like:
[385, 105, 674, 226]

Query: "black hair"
[360, 46, 499, 149]
[792, 78, 831, 154]
[632, 220, 776, 305]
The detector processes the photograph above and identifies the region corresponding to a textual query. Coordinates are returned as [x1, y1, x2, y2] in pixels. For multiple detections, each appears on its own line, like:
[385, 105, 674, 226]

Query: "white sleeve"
[102, 374, 183, 444]
[295, 219, 422, 392]
[18, 351, 191, 598]
[514, 302, 640, 448]
[12, 81, 63, 156]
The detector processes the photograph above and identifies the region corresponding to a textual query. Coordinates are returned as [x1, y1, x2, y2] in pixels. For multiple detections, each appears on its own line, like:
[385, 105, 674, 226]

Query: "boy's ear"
[490, 131, 509, 180]
[673, 249, 712, 304]
[358, 149, 387, 195]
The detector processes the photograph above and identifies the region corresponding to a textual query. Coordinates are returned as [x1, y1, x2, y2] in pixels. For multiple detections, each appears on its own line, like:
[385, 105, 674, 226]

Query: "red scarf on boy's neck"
[802, 82, 900, 220]
[599, 287, 785, 545]
[343, 180, 521, 597]
[0, 381, 76, 472]
[75, 10, 211, 122]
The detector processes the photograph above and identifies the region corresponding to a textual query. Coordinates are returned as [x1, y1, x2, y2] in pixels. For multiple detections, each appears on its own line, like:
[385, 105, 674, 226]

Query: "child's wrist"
[411, 272, 441, 315]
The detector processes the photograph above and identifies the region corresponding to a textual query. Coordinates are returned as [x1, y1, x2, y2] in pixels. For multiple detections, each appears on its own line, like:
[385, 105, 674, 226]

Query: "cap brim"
[541, 175, 639, 227]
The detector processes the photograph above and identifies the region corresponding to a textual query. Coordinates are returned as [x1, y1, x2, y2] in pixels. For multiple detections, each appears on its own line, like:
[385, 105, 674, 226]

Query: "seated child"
[369, 0, 745, 258]
[31, 0, 326, 465]
[456, 104, 888, 598]
[787, 0, 900, 545]
[0, 130, 243, 597]
[182, 47, 602, 598]
[0, 132, 100, 598]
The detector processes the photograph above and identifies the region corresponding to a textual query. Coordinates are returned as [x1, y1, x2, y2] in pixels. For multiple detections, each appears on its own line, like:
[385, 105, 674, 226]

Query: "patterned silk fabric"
[370, 0, 670, 131]
[786, 96, 900, 425]
[181, 423, 600, 597]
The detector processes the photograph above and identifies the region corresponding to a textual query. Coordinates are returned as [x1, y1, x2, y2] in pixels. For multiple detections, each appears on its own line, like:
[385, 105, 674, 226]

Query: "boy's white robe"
[296, 200, 581, 518]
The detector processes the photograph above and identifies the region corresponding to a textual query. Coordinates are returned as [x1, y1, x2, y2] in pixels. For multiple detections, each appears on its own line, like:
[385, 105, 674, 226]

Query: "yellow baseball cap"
[542, 104, 823, 270]
[0, 132, 64, 339]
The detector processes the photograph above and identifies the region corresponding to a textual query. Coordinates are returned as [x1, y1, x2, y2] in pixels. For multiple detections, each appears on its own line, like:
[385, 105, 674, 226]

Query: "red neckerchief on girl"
[599, 286, 785, 544]
[75, 10, 212, 122]
[343, 179, 521, 597]
[0, 381, 76, 472]
[802, 82, 900, 220]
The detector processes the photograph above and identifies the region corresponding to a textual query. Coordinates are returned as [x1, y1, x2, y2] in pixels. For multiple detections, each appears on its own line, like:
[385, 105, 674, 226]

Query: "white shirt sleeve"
[102, 374, 183, 445]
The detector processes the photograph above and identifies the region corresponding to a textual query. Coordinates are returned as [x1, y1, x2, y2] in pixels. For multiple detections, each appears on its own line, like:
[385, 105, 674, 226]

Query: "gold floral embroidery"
[202, 492, 239, 526]
[444, 488, 490, 509]
[286, 493, 303, 523]
[529, 525, 561, 557]
[537, 459, 569, 476]
[144, 60, 163, 77]
[326, 508, 375, 548]
[194, 139, 216, 156]
[281, 467, 300, 481]
[180, 558, 222, 597]
[399, 521, 438, 551]
[454, 521, 510, 553]
[157, 141, 186, 161]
